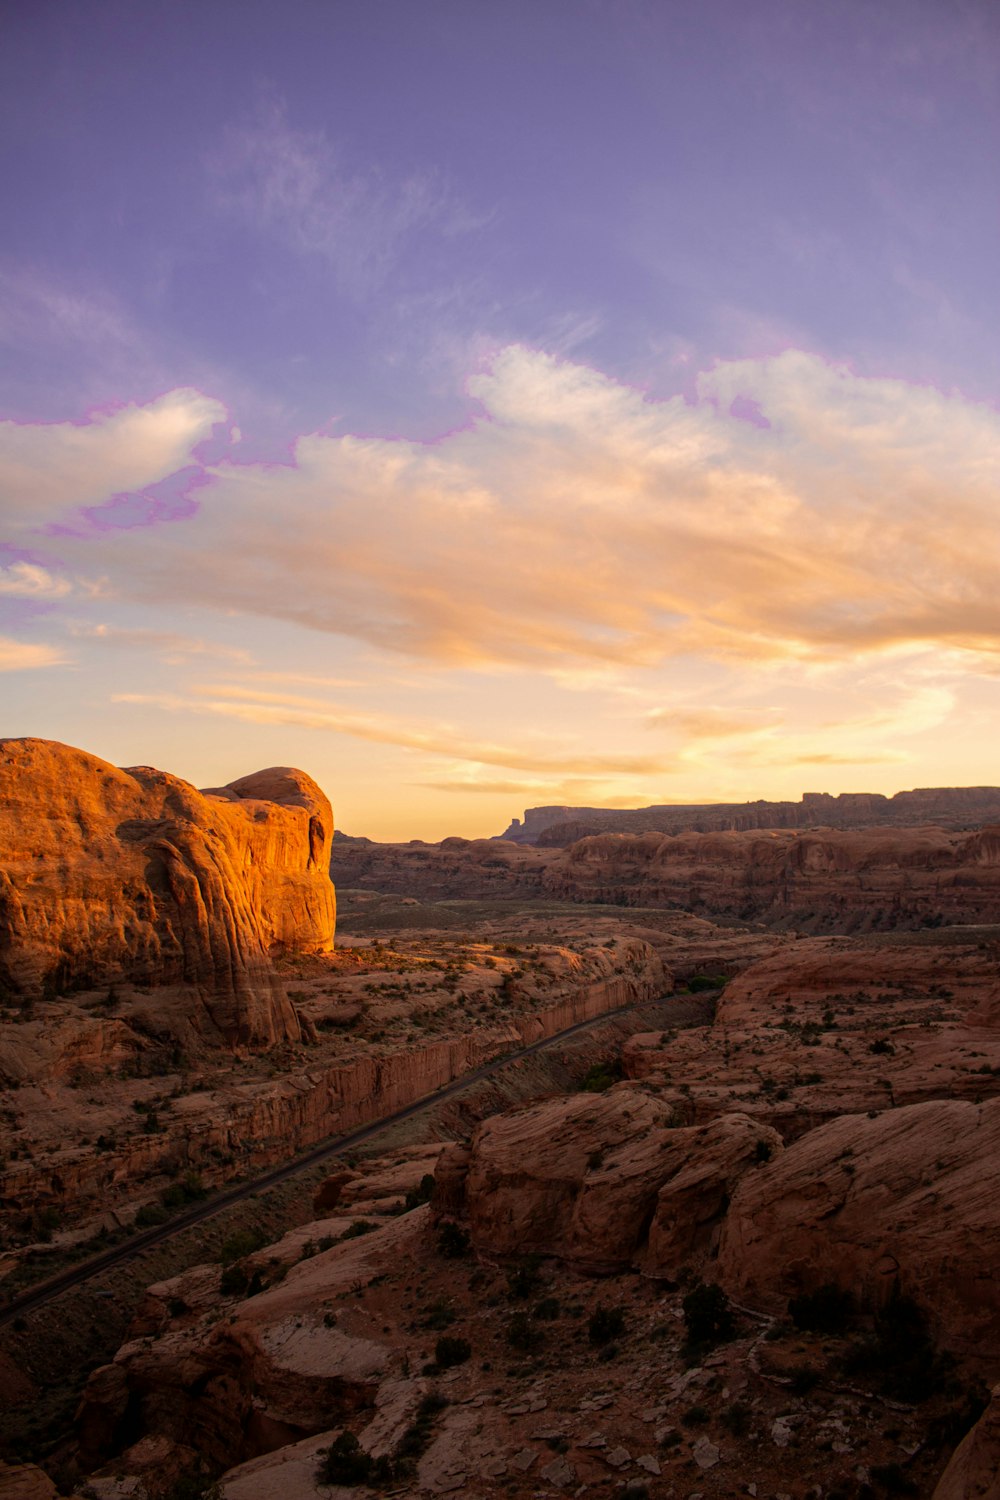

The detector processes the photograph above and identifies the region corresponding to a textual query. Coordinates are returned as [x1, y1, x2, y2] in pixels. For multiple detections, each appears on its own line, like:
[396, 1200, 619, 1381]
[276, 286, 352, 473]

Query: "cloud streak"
[114, 682, 676, 779]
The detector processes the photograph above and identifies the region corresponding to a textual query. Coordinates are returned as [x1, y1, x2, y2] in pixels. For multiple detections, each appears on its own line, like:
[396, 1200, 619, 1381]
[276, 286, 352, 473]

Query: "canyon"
[2, 742, 1000, 1500]
[331, 821, 1000, 931]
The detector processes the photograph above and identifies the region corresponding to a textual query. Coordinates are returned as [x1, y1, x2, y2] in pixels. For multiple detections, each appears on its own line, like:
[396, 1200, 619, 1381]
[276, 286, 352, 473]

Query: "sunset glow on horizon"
[2, 1, 998, 840]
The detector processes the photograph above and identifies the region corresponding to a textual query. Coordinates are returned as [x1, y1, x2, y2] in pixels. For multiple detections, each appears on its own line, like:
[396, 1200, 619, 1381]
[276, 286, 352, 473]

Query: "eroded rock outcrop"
[449, 1090, 778, 1276]
[717, 1098, 1000, 1372]
[0, 738, 336, 1048]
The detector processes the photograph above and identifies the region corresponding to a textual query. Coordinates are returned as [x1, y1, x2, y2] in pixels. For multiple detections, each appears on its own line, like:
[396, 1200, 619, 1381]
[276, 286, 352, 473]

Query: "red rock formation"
[449, 1092, 782, 1278]
[498, 786, 1000, 845]
[458, 1089, 678, 1272]
[0, 738, 336, 1047]
[716, 1098, 1000, 1373]
[932, 1384, 1000, 1499]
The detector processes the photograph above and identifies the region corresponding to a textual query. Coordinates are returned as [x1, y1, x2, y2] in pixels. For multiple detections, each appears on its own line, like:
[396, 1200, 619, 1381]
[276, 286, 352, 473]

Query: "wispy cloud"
[0, 562, 72, 599]
[67, 622, 252, 664]
[208, 98, 464, 297]
[113, 682, 676, 779]
[0, 264, 139, 357]
[0, 635, 67, 671]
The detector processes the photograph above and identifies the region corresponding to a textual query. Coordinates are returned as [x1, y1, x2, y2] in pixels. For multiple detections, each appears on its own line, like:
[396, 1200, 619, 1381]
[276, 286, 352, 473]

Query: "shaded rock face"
[0, 738, 336, 1047]
[932, 1383, 1000, 1499]
[717, 1098, 1000, 1373]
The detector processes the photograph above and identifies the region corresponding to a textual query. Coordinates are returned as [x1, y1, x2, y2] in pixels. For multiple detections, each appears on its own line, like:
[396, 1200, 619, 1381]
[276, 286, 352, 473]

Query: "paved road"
[0, 994, 679, 1327]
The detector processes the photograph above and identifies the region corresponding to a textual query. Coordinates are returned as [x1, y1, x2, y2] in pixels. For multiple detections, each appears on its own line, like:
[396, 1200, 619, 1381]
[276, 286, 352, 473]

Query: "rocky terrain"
[331, 822, 1000, 931]
[497, 787, 1000, 845]
[3, 744, 1000, 1499]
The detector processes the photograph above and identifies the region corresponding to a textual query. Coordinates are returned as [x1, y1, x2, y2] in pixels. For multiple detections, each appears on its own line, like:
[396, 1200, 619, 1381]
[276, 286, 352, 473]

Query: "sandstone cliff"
[0, 738, 336, 1048]
[498, 786, 1000, 845]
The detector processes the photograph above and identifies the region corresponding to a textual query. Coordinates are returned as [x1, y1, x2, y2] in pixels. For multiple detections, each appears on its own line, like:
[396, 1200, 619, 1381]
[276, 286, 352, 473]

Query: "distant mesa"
[497, 787, 1000, 846]
[0, 737, 336, 1049]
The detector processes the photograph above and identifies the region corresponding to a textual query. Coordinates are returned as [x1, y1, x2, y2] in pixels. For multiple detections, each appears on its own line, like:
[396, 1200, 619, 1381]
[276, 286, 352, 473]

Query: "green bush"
[579, 1059, 622, 1093]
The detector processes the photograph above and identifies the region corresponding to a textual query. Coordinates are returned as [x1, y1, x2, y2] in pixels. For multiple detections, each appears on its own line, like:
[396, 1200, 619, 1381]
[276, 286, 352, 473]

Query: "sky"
[2, 0, 999, 841]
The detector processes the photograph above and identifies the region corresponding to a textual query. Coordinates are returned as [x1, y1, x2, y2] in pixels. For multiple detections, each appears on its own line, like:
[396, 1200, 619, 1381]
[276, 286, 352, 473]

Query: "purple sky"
[2, 0, 999, 838]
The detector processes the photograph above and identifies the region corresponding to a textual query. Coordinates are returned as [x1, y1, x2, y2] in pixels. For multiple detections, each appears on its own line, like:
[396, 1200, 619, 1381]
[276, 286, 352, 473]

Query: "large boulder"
[717, 1097, 1000, 1371]
[0, 738, 336, 1047]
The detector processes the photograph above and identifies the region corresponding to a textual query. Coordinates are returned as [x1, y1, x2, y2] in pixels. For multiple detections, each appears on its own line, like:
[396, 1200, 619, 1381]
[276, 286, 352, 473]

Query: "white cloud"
[0, 388, 225, 529]
[57, 345, 1000, 681]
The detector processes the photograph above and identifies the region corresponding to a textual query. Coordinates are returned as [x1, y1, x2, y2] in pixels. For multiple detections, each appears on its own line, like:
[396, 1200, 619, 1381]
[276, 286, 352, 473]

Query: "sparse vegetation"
[682, 1281, 735, 1357]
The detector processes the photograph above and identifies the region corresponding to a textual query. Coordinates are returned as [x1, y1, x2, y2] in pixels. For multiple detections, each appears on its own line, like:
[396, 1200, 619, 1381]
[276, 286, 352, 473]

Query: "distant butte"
[497, 786, 1000, 845]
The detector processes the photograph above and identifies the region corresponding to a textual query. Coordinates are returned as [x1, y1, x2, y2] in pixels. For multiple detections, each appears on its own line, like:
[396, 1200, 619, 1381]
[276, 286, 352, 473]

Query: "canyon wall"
[331, 823, 1000, 931]
[0, 738, 336, 1048]
[498, 786, 1000, 845]
[0, 963, 664, 1226]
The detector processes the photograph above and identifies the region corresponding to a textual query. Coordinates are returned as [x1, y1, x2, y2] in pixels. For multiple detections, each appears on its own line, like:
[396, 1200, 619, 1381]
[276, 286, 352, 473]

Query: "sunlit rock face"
[0, 738, 336, 1047]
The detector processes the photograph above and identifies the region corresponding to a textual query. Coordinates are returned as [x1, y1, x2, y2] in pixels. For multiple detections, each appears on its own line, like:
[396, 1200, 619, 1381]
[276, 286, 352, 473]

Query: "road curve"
[0, 993, 680, 1327]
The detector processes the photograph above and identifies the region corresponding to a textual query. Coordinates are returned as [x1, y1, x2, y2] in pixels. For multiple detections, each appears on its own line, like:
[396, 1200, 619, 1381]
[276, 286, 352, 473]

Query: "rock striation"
[0, 738, 336, 1048]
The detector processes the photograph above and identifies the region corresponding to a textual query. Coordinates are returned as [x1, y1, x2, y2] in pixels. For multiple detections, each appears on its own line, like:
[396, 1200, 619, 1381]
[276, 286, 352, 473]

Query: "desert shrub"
[395, 1392, 448, 1464]
[588, 1303, 626, 1346]
[870, 1037, 895, 1055]
[317, 1431, 379, 1486]
[682, 1281, 735, 1355]
[688, 973, 727, 992]
[436, 1221, 470, 1258]
[506, 1255, 542, 1299]
[219, 1263, 250, 1298]
[789, 1282, 854, 1334]
[681, 1403, 710, 1426]
[753, 1137, 774, 1164]
[533, 1296, 561, 1321]
[135, 1203, 169, 1228]
[579, 1059, 622, 1093]
[219, 1227, 267, 1266]
[507, 1311, 543, 1351]
[434, 1335, 471, 1368]
[341, 1219, 374, 1240]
